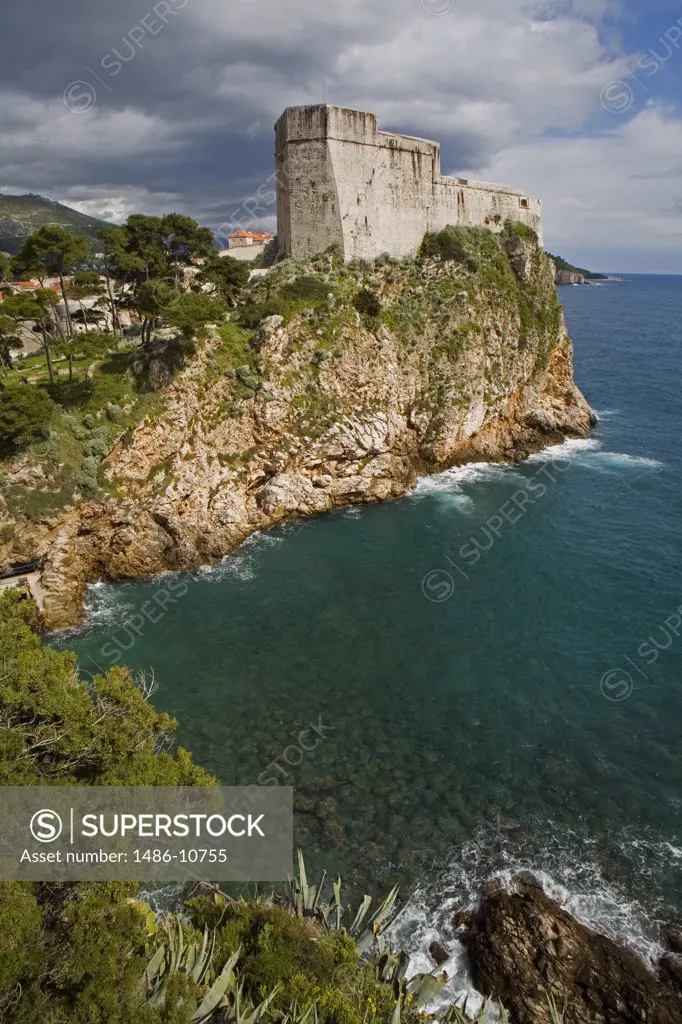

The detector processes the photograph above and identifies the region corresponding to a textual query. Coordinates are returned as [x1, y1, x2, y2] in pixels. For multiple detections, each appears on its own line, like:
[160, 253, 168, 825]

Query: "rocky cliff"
[2, 228, 595, 629]
[459, 874, 682, 1024]
[554, 269, 587, 286]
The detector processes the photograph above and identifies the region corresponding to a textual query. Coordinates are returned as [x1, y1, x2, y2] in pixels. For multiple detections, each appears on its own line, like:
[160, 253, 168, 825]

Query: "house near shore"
[228, 229, 273, 248]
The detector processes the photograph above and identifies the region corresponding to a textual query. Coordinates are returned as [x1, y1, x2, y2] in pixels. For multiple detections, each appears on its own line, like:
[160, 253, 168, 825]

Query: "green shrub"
[353, 289, 381, 317]
[503, 218, 539, 244]
[0, 384, 54, 451]
[83, 431, 110, 459]
[76, 454, 100, 493]
[418, 226, 467, 263]
[281, 276, 332, 302]
[238, 296, 288, 329]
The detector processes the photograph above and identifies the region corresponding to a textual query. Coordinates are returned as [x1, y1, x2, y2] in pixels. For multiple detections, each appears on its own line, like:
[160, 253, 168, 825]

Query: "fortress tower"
[275, 105, 542, 262]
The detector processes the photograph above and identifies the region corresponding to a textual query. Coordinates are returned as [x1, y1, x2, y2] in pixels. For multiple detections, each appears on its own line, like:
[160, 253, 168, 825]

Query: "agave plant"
[140, 859, 566, 1024]
[286, 849, 409, 954]
[287, 851, 456, 1014]
[440, 999, 510, 1024]
[142, 916, 282, 1024]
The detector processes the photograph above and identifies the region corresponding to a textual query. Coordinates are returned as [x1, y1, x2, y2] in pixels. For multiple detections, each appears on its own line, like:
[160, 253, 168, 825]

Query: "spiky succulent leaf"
[349, 895, 372, 936]
[406, 971, 446, 1007]
[143, 944, 166, 991]
[390, 993, 401, 1024]
[191, 948, 241, 1022]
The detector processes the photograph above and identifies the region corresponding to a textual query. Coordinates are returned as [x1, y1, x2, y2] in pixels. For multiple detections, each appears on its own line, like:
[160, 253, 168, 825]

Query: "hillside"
[0, 192, 111, 255]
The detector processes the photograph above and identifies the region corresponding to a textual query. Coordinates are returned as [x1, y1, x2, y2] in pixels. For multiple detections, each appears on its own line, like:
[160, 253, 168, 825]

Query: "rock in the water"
[453, 908, 473, 930]
[660, 953, 682, 989]
[463, 875, 682, 1023]
[428, 940, 450, 966]
[662, 921, 682, 954]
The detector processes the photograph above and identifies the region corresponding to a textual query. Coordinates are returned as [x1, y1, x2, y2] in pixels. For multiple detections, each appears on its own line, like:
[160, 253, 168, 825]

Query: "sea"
[52, 274, 682, 1010]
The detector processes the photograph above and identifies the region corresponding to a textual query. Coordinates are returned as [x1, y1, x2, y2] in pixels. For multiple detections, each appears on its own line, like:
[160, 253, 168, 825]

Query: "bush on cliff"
[281, 275, 332, 302]
[0, 383, 55, 452]
[418, 227, 479, 270]
[503, 218, 538, 244]
[353, 288, 381, 318]
[0, 590, 214, 788]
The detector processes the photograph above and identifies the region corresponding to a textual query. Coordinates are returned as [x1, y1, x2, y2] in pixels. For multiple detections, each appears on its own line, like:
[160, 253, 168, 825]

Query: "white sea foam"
[586, 451, 663, 470]
[388, 826, 679, 1017]
[525, 437, 603, 462]
[412, 462, 525, 512]
[50, 583, 137, 641]
[525, 438, 662, 472]
[409, 434, 663, 514]
[197, 529, 285, 584]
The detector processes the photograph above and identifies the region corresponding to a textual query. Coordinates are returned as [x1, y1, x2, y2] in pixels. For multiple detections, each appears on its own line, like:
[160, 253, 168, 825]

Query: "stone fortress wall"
[275, 105, 542, 261]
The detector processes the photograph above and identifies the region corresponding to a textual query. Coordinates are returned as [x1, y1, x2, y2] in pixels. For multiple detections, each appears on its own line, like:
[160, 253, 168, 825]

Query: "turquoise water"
[53, 276, 681, 973]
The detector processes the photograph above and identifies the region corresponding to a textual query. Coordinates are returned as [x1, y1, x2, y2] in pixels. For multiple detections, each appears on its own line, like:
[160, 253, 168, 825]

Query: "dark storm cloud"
[0, 0, 395, 224]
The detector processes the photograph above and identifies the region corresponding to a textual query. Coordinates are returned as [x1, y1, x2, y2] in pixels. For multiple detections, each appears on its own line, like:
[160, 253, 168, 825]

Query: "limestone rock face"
[256, 473, 330, 518]
[251, 314, 285, 350]
[555, 269, 587, 286]
[463, 875, 682, 1024]
[504, 235, 534, 282]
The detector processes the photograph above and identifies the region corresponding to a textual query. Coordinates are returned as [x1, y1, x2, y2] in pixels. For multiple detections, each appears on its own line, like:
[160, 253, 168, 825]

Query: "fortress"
[275, 105, 542, 262]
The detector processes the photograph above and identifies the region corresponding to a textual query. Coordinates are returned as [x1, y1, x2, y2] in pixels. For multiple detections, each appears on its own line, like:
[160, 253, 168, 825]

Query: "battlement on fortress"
[275, 105, 542, 261]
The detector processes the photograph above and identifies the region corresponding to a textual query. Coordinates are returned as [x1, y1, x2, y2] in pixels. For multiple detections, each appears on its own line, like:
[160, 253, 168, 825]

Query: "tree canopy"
[0, 591, 215, 787]
[160, 292, 227, 339]
[103, 214, 215, 292]
[199, 254, 250, 304]
[14, 225, 90, 281]
[0, 384, 54, 451]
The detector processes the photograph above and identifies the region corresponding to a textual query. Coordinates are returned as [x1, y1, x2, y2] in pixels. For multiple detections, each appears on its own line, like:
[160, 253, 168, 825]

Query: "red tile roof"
[229, 230, 273, 240]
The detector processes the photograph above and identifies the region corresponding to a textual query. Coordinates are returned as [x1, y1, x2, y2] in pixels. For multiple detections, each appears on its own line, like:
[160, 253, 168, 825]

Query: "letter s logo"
[30, 809, 63, 843]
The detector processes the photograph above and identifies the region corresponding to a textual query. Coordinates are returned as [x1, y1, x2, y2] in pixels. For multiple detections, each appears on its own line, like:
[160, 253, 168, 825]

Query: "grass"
[1, 336, 175, 518]
[213, 322, 257, 374]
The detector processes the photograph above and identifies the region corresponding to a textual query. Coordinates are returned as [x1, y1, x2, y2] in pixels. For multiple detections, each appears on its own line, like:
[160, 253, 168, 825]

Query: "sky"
[1, 0, 681, 273]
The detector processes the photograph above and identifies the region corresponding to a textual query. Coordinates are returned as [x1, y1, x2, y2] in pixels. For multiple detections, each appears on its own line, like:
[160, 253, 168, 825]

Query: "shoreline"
[37, 413, 593, 634]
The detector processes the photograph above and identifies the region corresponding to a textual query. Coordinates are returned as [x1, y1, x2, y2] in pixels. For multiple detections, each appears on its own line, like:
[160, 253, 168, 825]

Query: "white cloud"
[60, 185, 185, 224]
[0, 90, 177, 163]
[470, 104, 682, 271]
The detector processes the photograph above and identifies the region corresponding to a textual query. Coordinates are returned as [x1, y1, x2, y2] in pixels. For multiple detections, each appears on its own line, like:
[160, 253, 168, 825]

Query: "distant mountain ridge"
[0, 193, 112, 255]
